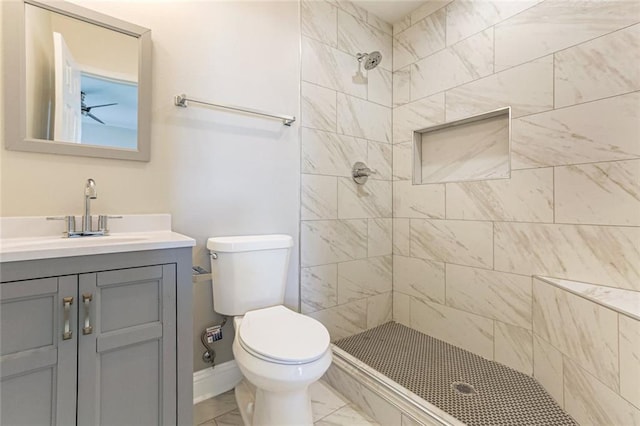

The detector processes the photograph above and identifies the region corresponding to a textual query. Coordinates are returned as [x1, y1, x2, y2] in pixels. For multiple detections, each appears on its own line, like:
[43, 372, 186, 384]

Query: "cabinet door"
[77, 265, 176, 426]
[0, 276, 78, 426]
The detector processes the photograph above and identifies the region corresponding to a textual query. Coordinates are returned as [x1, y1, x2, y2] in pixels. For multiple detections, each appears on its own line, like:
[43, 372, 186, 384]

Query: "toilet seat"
[238, 305, 330, 365]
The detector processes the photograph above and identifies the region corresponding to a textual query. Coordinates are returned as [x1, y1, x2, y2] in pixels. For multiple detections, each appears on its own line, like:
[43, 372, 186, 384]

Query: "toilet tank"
[207, 234, 293, 316]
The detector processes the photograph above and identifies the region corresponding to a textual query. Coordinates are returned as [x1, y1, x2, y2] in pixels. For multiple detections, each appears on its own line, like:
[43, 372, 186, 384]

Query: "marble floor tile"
[212, 409, 243, 426]
[194, 390, 237, 425]
[315, 404, 379, 426]
[555, 23, 640, 108]
[310, 380, 349, 422]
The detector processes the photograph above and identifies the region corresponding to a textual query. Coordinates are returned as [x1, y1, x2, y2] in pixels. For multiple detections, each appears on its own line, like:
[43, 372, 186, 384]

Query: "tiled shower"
[300, 0, 640, 424]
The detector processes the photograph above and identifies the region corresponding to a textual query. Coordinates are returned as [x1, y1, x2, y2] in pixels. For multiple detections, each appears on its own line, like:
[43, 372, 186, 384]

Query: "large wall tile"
[393, 93, 445, 143]
[410, 297, 494, 359]
[494, 0, 640, 71]
[393, 67, 410, 107]
[555, 23, 640, 108]
[393, 291, 411, 326]
[338, 256, 392, 303]
[301, 264, 338, 314]
[393, 9, 446, 71]
[302, 82, 337, 132]
[302, 37, 367, 99]
[309, 299, 367, 341]
[555, 159, 640, 226]
[446, 0, 543, 46]
[331, 0, 368, 22]
[393, 15, 411, 36]
[533, 335, 564, 407]
[410, 1, 451, 25]
[301, 0, 337, 47]
[337, 93, 392, 143]
[368, 67, 392, 107]
[511, 92, 640, 169]
[410, 29, 493, 100]
[367, 141, 392, 181]
[410, 219, 493, 268]
[337, 177, 392, 219]
[394, 255, 445, 304]
[368, 218, 392, 257]
[445, 265, 532, 329]
[392, 142, 412, 181]
[533, 278, 619, 390]
[495, 223, 640, 291]
[619, 314, 640, 409]
[445, 56, 554, 121]
[446, 168, 554, 222]
[494, 322, 533, 375]
[301, 219, 367, 267]
[392, 218, 410, 256]
[302, 128, 367, 177]
[366, 292, 392, 328]
[393, 181, 445, 219]
[564, 358, 640, 426]
[367, 13, 392, 36]
[301, 174, 337, 220]
[338, 10, 392, 71]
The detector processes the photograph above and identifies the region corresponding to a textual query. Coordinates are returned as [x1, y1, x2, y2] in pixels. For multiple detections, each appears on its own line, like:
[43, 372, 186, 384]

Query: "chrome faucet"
[83, 178, 97, 234]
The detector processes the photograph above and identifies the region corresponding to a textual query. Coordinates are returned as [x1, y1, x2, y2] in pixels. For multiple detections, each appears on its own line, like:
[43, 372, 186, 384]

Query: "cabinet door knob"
[62, 296, 73, 340]
[82, 293, 93, 335]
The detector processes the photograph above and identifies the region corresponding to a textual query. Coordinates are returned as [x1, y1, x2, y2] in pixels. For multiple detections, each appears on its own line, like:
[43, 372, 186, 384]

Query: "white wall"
[0, 0, 301, 370]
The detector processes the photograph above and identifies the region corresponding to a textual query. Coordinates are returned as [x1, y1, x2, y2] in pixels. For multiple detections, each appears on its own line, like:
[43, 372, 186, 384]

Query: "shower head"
[356, 51, 382, 70]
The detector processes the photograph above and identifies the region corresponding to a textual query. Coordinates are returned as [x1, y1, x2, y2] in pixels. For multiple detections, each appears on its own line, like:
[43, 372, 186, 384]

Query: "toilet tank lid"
[207, 234, 293, 252]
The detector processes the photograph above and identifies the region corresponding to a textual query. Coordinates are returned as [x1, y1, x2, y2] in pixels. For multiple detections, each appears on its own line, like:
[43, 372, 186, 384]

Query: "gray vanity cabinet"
[0, 276, 78, 425]
[0, 248, 193, 426]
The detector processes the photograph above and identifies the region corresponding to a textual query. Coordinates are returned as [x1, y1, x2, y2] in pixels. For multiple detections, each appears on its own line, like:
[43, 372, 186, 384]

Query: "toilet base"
[235, 378, 313, 426]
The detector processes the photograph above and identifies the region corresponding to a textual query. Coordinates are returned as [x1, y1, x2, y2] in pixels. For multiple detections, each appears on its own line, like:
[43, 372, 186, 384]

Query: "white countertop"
[0, 214, 195, 263]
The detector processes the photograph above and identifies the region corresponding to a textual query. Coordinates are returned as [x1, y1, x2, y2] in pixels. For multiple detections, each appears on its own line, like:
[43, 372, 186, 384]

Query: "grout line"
[552, 167, 556, 224]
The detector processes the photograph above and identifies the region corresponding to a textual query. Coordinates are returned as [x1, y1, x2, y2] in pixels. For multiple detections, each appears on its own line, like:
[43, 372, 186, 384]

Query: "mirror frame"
[3, 0, 151, 161]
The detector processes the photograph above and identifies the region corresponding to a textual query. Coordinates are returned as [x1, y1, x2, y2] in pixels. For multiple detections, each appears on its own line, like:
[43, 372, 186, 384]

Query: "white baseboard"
[193, 360, 243, 404]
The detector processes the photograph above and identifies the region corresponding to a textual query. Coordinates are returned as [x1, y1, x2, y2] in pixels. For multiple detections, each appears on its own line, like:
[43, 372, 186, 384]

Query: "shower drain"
[451, 381, 477, 396]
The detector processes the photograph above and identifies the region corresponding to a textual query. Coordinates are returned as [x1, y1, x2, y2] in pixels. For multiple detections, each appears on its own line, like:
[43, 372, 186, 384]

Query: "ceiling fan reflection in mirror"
[81, 91, 117, 125]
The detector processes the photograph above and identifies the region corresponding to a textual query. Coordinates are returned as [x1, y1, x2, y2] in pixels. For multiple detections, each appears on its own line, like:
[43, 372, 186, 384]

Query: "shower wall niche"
[413, 107, 510, 184]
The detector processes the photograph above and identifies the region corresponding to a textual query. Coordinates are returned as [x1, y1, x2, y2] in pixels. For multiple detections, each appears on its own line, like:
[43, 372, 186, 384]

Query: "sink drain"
[452, 381, 477, 396]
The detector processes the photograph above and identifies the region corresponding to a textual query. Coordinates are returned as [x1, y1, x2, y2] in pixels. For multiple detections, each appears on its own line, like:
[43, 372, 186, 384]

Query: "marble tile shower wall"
[300, 0, 393, 340]
[391, 0, 640, 419]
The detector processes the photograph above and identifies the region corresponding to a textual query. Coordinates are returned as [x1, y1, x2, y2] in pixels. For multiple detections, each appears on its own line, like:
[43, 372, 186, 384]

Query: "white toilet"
[207, 234, 331, 426]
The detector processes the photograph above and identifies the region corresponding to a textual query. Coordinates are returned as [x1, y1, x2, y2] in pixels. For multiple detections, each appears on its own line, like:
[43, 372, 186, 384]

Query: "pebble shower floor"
[335, 322, 577, 426]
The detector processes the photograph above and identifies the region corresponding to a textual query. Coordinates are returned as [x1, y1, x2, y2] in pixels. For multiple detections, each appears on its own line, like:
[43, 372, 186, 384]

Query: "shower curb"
[325, 345, 464, 426]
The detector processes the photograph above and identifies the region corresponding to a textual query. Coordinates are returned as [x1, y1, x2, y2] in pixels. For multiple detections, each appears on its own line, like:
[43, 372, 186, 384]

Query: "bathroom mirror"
[3, 0, 151, 161]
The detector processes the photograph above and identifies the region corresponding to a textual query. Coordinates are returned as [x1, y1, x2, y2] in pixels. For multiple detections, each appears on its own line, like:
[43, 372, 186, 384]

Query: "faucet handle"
[47, 216, 76, 236]
[97, 215, 122, 234]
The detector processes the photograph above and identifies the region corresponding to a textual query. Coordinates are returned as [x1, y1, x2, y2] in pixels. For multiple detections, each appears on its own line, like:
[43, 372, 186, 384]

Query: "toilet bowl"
[231, 305, 331, 426]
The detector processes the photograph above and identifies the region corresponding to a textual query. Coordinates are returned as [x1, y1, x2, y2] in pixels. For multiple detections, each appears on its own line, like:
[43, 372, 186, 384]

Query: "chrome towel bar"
[174, 94, 296, 126]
